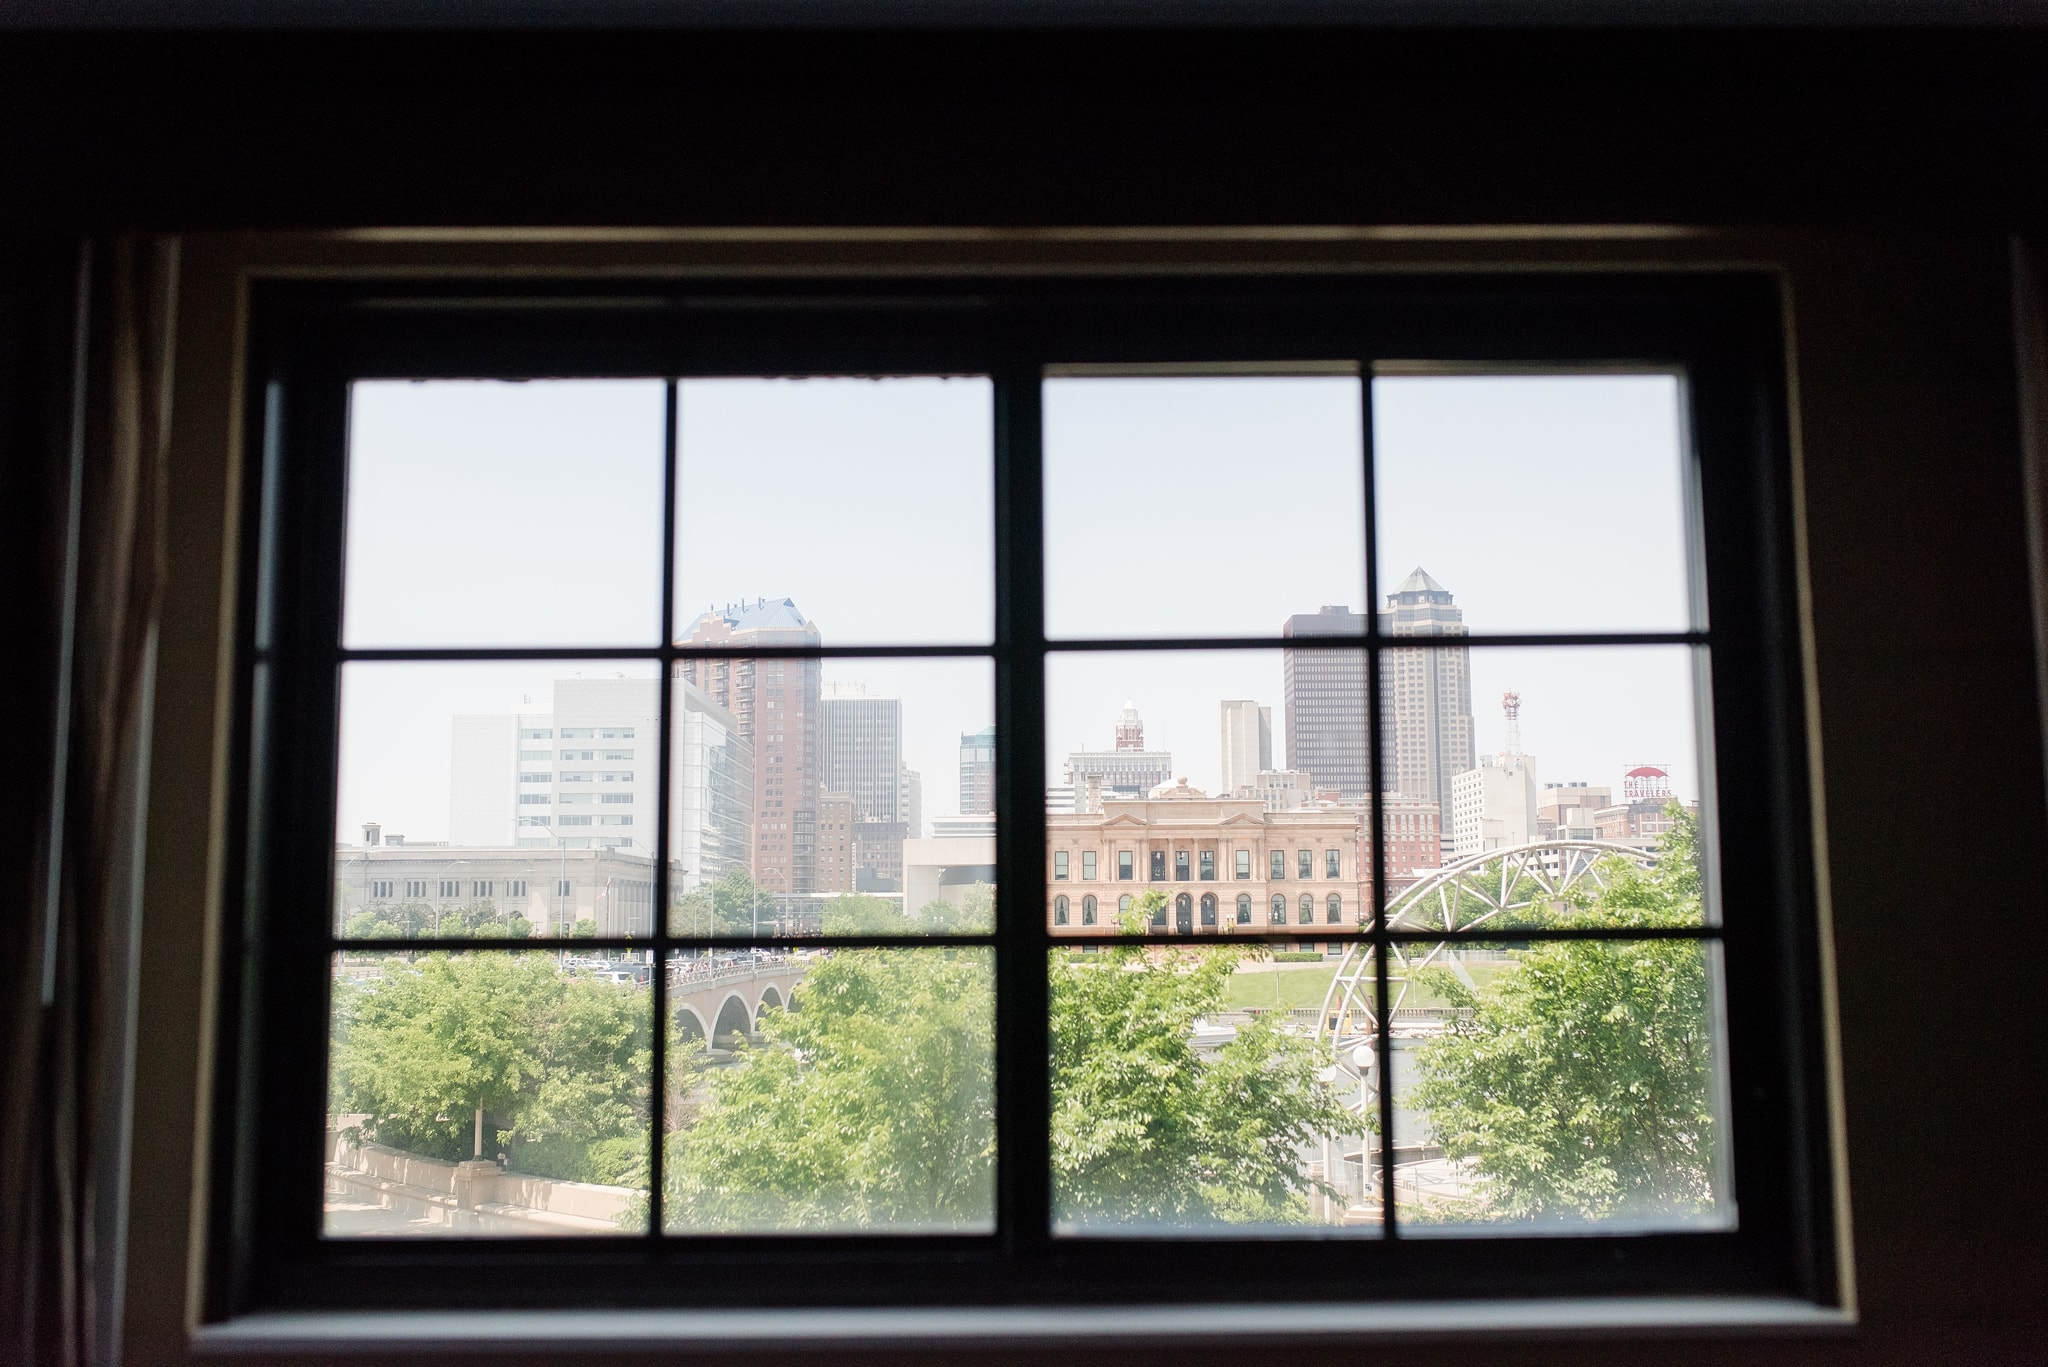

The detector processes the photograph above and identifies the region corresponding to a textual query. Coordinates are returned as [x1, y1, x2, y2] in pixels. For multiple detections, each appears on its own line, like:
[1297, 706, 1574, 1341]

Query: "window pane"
[668, 656, 994, 938]
[1051, 945, 1375, 1235]
[1046, 650, 1363, 942]
[1379, 939, 1732, 1233]
[663, 947, 994, 1233]
[325, 951, 651, 1237]
[335, 660, 662, 940]
[1043, 375, 1366, 639]
[343, 381, 665, 648]
[674, 378, 993, 647]
[1374, 374, 1697, 635]
[1382, 644, 1710, 931]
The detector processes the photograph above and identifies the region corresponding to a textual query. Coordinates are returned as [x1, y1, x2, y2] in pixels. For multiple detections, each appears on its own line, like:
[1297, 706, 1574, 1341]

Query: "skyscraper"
[1282, 573, 1475, 811]
[678, 597, 823, 895]
[1379, 568, 1475, 814]
[959, 726, 997, 816]
[1282, 605, 1370, 798]
[822, 683, 907, 891]
[1218, 699, 1274, 795]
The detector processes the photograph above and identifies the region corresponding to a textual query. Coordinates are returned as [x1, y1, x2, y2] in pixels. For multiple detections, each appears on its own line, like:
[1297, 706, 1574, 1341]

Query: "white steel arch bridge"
[1311, 839, 1657, 1213]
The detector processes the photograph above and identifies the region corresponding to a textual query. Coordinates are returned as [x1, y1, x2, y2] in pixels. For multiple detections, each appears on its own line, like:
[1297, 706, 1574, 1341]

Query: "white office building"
[1219, 699, 1274, 797]
[450, 675, 753, 894]
[1449, 752, 1541, 861]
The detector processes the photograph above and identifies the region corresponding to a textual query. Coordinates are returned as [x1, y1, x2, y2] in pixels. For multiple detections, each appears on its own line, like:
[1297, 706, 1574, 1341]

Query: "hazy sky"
[337, 373, 1702, 843]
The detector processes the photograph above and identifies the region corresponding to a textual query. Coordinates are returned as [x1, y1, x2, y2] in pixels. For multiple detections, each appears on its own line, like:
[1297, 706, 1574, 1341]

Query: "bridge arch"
[711, 992, 754, 1045]
[673, 1004, 710, 1045]
[1314, 839, 1662, 1201]
[758, 984, 784, 1013]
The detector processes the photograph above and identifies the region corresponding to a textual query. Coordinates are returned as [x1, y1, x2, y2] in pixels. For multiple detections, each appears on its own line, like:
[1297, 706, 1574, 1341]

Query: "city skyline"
[336, 374, 1702, 846]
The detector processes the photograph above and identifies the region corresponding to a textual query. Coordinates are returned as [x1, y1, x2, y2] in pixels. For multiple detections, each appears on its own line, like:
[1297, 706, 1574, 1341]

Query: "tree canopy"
[1409, 807, 1719, 1224]
[664, 947, 995, 1231]
[331, 953, 648, 1184]
[668, 867, 777, 937]
[1048, 889, 1347, 1229]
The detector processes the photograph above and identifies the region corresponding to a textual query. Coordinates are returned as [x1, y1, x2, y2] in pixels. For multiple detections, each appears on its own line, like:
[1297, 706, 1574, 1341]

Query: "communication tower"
[1501, 690, 1522, 758]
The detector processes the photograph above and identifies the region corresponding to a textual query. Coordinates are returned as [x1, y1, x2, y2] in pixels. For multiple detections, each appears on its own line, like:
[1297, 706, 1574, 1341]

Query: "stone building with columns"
[1044, 779, 1366, 939]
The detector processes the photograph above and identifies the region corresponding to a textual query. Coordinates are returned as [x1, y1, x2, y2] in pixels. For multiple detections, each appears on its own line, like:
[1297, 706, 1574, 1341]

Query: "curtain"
[0, 238, 176, 1367]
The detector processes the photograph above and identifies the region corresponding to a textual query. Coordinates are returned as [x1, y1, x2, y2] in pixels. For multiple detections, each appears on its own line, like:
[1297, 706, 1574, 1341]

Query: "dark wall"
[0, 29, 2044, 232]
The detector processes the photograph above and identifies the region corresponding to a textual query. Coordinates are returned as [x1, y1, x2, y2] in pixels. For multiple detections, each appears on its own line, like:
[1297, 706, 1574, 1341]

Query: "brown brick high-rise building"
[678, 598, 822, 896]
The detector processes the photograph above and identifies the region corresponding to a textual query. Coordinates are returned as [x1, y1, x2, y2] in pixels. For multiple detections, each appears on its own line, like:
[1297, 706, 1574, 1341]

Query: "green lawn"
[1221, 956, 1522, 1012]
[1222, 962, 1341, 1011]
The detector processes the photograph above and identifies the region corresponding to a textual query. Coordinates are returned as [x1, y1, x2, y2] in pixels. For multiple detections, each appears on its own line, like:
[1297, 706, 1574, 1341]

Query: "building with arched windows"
[1045, 779, 1366, 939]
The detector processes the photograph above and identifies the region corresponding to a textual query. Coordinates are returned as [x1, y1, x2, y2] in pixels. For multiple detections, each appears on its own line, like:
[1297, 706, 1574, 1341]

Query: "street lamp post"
[431, 859, 470, 936]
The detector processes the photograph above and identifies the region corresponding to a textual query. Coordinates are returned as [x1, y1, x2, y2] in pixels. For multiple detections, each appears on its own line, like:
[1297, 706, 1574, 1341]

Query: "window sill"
[194, 1298, 1853, 1355]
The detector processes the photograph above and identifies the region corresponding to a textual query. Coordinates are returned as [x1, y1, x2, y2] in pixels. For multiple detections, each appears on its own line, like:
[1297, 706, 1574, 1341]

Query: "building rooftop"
[683, 596, 812, 637]
[1392, 566, 1450, 598]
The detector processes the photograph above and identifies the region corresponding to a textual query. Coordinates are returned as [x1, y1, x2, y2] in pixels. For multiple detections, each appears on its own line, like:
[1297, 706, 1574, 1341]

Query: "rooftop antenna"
[1502, 691, 1522, 759]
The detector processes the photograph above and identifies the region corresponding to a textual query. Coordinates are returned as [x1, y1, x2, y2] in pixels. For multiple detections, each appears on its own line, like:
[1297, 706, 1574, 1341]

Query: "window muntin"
[228, 274, 1826, 1311]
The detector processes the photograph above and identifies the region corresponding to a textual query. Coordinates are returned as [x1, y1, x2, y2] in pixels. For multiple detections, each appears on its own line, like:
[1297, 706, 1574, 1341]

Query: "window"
[518, 794, 550, 805]
[369, 880, 394, 900]
[519, 772, 552, 783]
[508, 881, 527, 898]
[1081, 851, 1096, 880]
[222, 273, 1831, 1328]
[473, 880, 494, 898]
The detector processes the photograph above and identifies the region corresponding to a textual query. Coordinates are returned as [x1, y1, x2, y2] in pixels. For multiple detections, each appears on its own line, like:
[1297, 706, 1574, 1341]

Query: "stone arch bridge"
[669, 955, 806, 1049]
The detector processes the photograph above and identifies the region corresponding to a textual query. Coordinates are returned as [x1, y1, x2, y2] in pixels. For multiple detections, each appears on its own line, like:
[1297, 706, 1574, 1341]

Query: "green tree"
[570, 917, 597, 939]
[343, 910, 399, 940]
[1049, 888, 1348, 1228]
[331, 953, 648, 1183]
[916, 882, 994, 933]
[1410, 807, 1716, 1223]
[669, 868, 772, 936]
[820, 894, 911, 935]
[663, 948, 994, 1230]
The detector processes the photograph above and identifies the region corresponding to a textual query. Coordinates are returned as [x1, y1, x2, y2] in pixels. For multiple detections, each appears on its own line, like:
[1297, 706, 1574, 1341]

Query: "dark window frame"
[208, 272, 1837, 1320]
